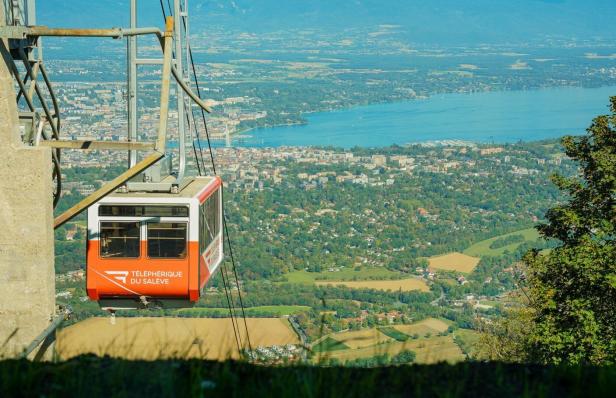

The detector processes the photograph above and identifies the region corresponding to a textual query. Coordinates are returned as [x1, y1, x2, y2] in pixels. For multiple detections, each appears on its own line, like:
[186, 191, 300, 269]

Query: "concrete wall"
[0, 4, 56, 357]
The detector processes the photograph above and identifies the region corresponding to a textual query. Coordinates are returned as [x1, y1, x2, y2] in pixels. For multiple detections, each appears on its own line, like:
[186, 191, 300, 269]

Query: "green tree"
[475, 305, 535, 363]
[391, 350, 416, 365]
[524, 97, 616, 365]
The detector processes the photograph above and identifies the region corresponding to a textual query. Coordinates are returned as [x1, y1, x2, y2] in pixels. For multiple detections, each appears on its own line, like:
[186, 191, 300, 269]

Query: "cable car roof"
[103, 176, 220, 201]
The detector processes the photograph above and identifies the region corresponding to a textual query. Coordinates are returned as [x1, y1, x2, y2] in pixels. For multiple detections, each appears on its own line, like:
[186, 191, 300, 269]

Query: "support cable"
[192, 90, 254, 352]
[218, 249, 243, 354]
[220, 188, 253, 351]
[158, 0, 168, 19]
[159, 0, 252, 354]
[181, 16, 253, 353]
[186, 112, 202, 176]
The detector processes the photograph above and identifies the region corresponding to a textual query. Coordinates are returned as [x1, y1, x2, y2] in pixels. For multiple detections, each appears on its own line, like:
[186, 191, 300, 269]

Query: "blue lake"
[238, 86, 616, 148]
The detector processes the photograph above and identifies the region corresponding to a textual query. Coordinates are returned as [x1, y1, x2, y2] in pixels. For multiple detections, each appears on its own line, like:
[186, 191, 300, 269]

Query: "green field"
[454, 329, 482, 358]
[284, 268, 403, 284]
[464, 228, 541, 257]
[378, 327, 410, 342]
[322, 335, 465, 364]
[176, 305, 311, 317]
[311, 319, 465, 365]
[312, 337, 350, 353]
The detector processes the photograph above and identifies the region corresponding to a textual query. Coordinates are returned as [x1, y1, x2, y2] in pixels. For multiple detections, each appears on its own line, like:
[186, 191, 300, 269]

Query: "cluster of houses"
[246, 344, 303, 363]
[56, 269, 85, 283]
[215, 148, 411, 192]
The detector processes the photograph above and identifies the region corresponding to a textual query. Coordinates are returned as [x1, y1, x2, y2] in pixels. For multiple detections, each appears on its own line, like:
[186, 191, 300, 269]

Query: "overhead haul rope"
[158, 1, 253, 354]
[184, 22, 254, 357]
[159, 0, 244, 354]
[181, 16, 254, 355]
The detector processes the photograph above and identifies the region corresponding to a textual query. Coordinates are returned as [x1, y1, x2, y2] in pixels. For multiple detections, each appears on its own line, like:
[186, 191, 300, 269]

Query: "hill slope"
[37, 0, 616, 45]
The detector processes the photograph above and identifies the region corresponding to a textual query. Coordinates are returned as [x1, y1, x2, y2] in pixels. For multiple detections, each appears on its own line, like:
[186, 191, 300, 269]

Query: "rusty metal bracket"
[21, 305, 72, 361]
[0, 25, 163, 39]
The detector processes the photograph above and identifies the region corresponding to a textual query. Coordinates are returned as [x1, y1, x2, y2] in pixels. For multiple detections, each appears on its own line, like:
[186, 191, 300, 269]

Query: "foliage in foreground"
[474, 304, 535, 363]
[481, 97, 616, 365]
[1, 356, 616, 397]
[525, 97, 616, 365]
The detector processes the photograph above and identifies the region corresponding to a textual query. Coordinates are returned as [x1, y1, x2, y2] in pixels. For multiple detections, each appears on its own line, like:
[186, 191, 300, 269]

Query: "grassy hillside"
[314, 279, 430, 293]
[427, 253, 481, 273]
[284, 268, 402, 284]
[2, 357, 615, 397]
[464, 228, 541, 257]
[312, 318, 464, 365]
[321, 336, 465, 364]
[177, 305, 311, 317]
[38, 0, 616, 45]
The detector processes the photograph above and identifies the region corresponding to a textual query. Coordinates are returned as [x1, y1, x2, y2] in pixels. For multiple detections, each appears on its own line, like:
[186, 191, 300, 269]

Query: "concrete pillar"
[0, 4, 56, 357]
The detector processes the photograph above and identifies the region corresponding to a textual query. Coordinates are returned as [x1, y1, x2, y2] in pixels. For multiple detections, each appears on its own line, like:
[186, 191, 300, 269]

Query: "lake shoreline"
[218, 84, 616, 149]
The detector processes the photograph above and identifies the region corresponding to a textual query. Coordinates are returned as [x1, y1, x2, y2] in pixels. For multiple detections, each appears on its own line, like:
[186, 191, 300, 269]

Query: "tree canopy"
[523, 97, 616, 365]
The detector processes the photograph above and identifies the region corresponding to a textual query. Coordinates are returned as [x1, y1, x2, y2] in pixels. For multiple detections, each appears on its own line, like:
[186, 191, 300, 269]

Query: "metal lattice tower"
[126, 0, 202, 192]
[1, 0, 212, 229]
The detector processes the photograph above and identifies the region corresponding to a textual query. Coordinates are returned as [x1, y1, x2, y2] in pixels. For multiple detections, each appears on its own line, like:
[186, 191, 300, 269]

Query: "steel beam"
[171, 65, 212, 113]
[135, 58, 163, 65]
[127, 0, 137, 168]
[54, 152, 164, 229]
[5, 14, 212, 229]
[28, 26, 162, 38]
[155, 16, 174, 153]
[39, 140, 155, 151]
[25, 60, 39, 101]
[174, 0, 187, 185]
[0, 25, 163, 39]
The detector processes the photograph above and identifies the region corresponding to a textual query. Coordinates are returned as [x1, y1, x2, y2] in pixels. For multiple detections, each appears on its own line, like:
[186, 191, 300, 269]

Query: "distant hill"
[37, 0, 616, 45]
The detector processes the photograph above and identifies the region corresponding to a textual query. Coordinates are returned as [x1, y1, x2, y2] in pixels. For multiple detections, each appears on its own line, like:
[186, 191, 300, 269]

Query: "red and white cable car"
[86, 176, 223, 310]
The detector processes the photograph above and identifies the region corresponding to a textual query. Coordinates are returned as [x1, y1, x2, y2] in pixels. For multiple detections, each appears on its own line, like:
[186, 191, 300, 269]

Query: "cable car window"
[99, 205, 188, 217]
[147, 222, 187, 259]
[201, 190, 220, 251]
[100, 222, 140, 258]
[199, 204, 206, 253]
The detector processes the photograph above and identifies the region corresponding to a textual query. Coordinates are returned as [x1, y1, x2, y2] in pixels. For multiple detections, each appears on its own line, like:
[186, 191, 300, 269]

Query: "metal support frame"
[0, 25, 163, 39]
[1, 0, 219, 359]
[177, 0, 207, 179]
[1, 12, 213, 229]
[127, 0, 137, 169]
[4, 0, 34, 26]
[39, 140, 155, 150]
[122, 0, 211, 192]
[0, 2, 63, 206]
[173, 0, 187, 185]
[123, 0, 204, 189]
[121, 0, 210, 192]
[53, 17, 176, 229]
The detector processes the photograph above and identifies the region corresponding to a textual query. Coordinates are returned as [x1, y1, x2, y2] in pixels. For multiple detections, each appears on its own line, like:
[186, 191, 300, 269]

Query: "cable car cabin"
[86, 176, 223, 310]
